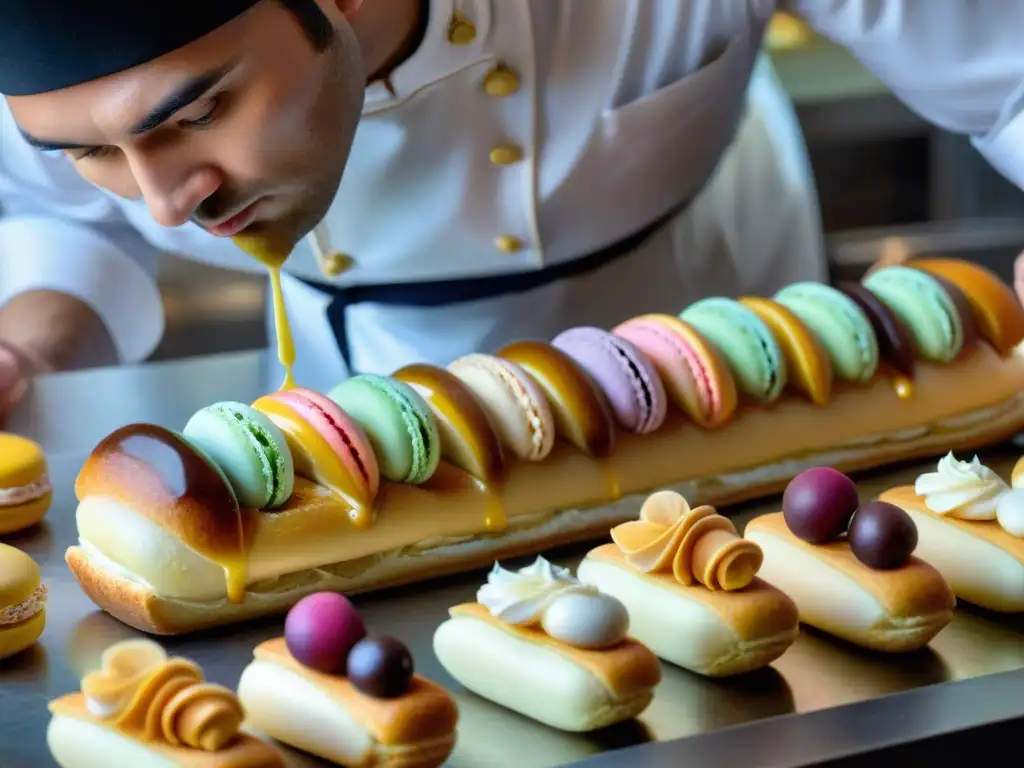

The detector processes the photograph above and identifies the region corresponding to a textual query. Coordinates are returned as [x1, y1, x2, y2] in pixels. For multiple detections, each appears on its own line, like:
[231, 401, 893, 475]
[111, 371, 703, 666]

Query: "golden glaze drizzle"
[393, 364, 509, 532]
[232, 235, 296, 391]
[893, 375, 914, 400]
[252, 395, 374, 528]
[611, 490, 763, 591]
[82, 640, 244, 751]
[497, 340, 621, 499]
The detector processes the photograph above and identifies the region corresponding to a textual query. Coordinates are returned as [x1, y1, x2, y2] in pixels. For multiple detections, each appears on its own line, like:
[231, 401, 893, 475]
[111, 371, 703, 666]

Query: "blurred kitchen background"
[153, 12, 1024, 363]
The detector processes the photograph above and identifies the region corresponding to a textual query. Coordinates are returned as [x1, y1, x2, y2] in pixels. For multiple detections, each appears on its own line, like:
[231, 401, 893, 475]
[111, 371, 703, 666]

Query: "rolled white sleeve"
[786, 0, 1024, 189]
[0, 100, 164, 363]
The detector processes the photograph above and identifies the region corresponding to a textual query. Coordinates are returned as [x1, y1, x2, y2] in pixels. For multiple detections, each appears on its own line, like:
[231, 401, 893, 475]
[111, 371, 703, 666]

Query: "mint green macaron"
[328, 374, 441, 484]
[775, 282, 879, 383]
[863, 266, 963, 363]
[681, 298, 787, 404]
[182, 401, 295, 509]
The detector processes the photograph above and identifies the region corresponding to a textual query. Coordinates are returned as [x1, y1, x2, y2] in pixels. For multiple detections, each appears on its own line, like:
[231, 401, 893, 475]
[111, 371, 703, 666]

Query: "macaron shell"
[613, 314, 737, 427]
[496, 340, 617, 458]
[252, 390, 380, 515]
[912, 258, 1024, 356]
[183, 402, 295, 509]
[0, 607, 45, 661]
[864, 266, 963, 363]
[328, 375, 441, 485]
[680, 298, 787, 404]
[737, 297, 833, 405]
[551, 327, 667, 434]
[929, 275, 979, 354]
[774, 283, 879, 383]
[0, 542, 41, 607]
[0, 495, 51, 535]
[393, 363, 507, 483]
[837, 282, 916, 378]
[448, 354, 556, 461]
[0, 434, 47, 489]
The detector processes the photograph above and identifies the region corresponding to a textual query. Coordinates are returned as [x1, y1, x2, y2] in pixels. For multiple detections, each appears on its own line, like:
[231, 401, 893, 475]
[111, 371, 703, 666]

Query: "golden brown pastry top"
[610, 490, 763, 591]
[253, 638, 458, 746]
[880, 485, 1024, 564]
[75, 424, 251, 566]
[746, 512, 955, 618]
[450, 602, 661, 695]
[586, 544, 799, 642]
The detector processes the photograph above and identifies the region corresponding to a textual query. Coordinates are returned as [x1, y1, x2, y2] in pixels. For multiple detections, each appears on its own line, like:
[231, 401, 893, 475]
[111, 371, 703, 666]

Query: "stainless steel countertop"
[5, 353, 1024, 768]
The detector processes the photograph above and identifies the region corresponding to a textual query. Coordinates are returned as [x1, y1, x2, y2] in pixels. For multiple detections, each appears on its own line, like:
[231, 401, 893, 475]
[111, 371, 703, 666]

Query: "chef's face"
[7, 0, 365, 247]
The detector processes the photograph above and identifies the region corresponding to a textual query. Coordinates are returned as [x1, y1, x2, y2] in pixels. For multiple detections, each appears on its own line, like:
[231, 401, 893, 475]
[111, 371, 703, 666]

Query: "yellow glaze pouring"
[233, 235, 297, 391]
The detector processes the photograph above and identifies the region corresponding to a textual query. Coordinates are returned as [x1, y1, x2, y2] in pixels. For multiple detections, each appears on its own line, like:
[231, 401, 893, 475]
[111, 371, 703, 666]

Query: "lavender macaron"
[552, 327, 667, 434]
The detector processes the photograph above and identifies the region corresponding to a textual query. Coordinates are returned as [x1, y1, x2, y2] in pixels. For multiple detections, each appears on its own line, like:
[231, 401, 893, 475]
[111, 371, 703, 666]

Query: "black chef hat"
[0, 0, 262, 96]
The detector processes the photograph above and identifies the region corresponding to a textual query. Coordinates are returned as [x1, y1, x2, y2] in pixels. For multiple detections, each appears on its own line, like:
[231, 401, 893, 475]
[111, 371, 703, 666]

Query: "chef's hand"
[0, 290, 118, 428]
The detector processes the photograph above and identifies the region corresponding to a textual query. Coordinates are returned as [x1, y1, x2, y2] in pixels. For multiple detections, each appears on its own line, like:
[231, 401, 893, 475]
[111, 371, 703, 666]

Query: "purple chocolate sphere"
[285, 592, 367, 673]
[782, 467, 860, 543]
[848, 501, 918, 569]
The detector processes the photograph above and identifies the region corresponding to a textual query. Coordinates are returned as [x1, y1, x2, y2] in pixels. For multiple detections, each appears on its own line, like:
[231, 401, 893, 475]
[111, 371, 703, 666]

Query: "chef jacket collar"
[363, 0, 493, 114]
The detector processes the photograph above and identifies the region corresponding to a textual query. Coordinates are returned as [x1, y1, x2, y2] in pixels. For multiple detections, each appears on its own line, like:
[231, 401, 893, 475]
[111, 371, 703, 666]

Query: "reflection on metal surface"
[8, 448, 1024, 767]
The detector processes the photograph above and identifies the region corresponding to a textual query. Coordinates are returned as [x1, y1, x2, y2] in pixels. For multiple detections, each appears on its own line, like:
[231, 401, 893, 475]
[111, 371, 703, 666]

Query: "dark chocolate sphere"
[848, 501, 918, 569]
[782, 467, 860, 543]
[346, 636, 414, 698]
[285, 592, 367, 674]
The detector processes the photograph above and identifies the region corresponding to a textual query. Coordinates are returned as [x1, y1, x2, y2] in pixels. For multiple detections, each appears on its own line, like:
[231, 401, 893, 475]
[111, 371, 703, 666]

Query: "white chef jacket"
[4, 0, 1024, 394]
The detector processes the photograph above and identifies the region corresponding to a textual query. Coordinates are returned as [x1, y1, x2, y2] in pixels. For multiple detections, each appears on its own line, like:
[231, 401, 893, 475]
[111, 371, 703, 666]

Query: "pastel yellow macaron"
[0, 433, 51, 534]
[0, 542, 47, 659]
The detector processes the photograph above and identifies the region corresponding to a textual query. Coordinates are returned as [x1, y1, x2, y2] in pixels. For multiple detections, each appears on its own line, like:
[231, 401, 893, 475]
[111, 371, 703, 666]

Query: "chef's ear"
[334, 0, 364, 14]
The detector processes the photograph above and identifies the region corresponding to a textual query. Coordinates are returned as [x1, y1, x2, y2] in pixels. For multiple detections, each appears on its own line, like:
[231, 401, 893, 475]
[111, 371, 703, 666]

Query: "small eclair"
[433, 557, 662, 732]
[878, 452, 1024, 612]
[578, 491, 799, 676]
[237, 592, 458, 768]
[47, 639, 284, 768]
[746, 468, 955, 653]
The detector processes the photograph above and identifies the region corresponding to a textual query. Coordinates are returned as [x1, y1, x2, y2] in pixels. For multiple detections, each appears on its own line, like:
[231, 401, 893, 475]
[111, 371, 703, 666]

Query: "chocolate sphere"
[346, 636, 414, 698]
[285, 592, 367, 674]
[849, 501, 918, 569]
[782, 467, 860, 543]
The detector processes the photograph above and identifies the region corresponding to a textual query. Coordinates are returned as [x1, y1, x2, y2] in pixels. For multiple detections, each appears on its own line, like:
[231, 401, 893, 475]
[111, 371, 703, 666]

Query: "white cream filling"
[74, 395, 1024, 605]
[47, 716, 178, 768]
[0, 475, 50, 506]
[0, 585, 47, 626]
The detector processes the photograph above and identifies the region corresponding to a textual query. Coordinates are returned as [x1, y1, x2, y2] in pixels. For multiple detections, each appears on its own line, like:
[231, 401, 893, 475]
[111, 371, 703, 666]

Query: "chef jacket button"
[489, 144, 524, 166]
[483, 65, 520, 97]
[321, 252, 355, 277]
[495, 235, 525, 254]
[448, 12, 476, 45]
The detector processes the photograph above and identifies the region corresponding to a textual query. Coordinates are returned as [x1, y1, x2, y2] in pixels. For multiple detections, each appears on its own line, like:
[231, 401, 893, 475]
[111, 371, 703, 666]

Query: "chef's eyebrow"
[17, 61, 238, 151]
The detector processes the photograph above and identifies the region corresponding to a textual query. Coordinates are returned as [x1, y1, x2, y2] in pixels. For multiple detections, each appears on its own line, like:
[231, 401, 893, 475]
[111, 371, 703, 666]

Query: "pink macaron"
[552, 327, 667, 434]
[613, 314, 738, 428]
[254, 387, 380, 512]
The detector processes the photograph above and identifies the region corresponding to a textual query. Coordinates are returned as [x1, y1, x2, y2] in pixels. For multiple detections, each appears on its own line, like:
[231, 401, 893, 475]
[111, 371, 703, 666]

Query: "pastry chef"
[3, 1, 1024, 412]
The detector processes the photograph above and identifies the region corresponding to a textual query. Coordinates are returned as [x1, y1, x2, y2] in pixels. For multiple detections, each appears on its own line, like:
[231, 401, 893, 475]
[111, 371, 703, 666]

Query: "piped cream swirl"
[82, 639, 245, 751]
[915, 452, 1008, 520]
[478, 557, 628, 649]
[610, 490, 763, 591]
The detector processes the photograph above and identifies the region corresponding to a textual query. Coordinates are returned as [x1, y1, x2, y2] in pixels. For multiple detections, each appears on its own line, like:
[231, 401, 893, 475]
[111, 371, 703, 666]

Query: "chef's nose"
[129, 154, 222, 228]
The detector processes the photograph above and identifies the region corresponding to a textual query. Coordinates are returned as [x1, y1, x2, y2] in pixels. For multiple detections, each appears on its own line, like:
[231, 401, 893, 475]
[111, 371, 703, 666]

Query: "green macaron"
[182, 401, 295, 509]
[681, 298, 787, 404]
[863, 266, 964, 363]
[328, 374, 441, 484]
[775, 282, 879, 383]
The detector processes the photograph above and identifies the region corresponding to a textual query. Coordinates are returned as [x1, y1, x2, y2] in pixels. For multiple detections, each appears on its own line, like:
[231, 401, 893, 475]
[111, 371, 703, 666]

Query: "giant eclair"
[67, 258, 1024, 634]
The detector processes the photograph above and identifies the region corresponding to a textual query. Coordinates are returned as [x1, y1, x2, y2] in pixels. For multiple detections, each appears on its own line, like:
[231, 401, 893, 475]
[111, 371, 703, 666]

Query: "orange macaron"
[0, 433, 51, 535]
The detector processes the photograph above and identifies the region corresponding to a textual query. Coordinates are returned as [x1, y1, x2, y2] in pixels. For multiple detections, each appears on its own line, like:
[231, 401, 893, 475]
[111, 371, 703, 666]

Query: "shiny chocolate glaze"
[838, 282, 916, 377]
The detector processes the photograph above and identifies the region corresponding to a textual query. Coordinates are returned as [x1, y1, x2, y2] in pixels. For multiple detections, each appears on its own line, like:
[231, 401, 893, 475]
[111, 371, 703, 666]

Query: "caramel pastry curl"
[47, 640, 284, 768]
[579, 492, 798, 676]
